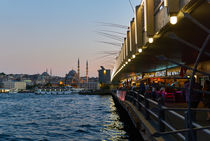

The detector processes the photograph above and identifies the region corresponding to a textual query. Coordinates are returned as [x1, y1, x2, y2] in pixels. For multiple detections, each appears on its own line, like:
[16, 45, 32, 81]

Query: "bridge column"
[144, 0, 155, 38]
[124, 38, 127, 61]
[130, 18, 137, 55]
[135, 5, 144, 48]
[126, 30, 131, 59]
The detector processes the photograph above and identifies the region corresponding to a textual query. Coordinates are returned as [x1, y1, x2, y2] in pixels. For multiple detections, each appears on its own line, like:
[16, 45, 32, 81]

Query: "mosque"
[65, 58, 89, 85]
[65, 59, 99, 90]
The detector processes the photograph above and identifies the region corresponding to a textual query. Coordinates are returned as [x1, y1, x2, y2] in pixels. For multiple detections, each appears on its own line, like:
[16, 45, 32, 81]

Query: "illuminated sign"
[137, 75, 142, 80]
[149, 74, 155, 77]
[167, 71, 180, 76]
[155, 70, 166, 77]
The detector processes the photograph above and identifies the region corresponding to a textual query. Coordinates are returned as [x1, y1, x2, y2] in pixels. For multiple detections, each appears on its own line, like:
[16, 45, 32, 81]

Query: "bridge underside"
[112, 0, 210, 82]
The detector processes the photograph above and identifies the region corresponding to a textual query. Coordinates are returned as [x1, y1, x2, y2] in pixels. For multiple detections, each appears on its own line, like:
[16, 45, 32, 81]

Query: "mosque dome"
[66, 69, 77, 79]
[41, 72, 50, 77]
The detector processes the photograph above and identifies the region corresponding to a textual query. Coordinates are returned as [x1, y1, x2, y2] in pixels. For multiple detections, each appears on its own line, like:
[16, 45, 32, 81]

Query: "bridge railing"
[125, 90, 210, 141]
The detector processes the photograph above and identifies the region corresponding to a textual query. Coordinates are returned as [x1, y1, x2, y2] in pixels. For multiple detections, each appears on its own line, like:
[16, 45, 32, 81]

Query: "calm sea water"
[0, 93, 139, 141]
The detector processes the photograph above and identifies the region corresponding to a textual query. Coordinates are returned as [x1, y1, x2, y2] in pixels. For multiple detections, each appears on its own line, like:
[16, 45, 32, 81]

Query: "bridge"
[110, 0, 210, 141]
[111, 0, 210, 82]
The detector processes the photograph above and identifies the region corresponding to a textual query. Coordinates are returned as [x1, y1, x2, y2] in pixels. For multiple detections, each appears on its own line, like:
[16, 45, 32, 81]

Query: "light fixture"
[126, 62, 128, 64]
[138, 48, 142, 53]
[103, 70, 107, 75]
[149, 38, 153, 43]
[128, 59, 131, 62]
[132, 54, 136, 58]
[170, 16, 177, 25]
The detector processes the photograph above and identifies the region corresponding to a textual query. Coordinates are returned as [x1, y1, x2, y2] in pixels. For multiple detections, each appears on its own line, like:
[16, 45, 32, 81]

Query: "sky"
[0, 0, 140, 77]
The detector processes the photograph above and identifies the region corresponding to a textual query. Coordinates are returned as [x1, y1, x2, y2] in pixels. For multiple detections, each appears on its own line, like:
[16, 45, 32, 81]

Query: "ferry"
[35, 86, 82, 95]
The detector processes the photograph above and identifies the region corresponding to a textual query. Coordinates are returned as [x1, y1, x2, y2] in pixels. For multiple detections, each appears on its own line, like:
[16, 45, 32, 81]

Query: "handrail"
[154, 126, 210, 137]
[124, 90, 210, 140]
[126, 94, 186, 140]
[163, 107, 210, 111]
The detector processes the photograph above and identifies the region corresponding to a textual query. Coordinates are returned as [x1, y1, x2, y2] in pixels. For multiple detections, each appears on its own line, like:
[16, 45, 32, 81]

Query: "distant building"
[3, 81, 26, 91]
[23, 80, 32, 86]
[65, 69, 79, 84]
[79, 77, 99, 90]
[98, 66, 111, 84]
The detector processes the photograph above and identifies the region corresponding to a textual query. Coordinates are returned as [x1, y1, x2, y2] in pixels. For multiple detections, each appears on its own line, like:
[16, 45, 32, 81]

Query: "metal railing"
[125, 90, 210, 141]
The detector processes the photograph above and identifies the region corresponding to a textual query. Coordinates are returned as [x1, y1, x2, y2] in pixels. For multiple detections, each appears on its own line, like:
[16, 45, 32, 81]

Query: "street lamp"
[138, 48, 142, 53]
[170, 16, 177, 25]
[149, 37, 153, 43]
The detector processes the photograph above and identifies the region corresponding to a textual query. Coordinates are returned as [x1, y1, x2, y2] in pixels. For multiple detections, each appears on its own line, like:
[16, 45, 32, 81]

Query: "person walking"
[139, 81, 145, 95]
[151, 81, 157, 100]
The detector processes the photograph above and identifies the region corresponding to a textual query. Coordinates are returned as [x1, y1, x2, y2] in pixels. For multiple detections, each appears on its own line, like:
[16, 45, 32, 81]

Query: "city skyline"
[0, 0, 140, 77]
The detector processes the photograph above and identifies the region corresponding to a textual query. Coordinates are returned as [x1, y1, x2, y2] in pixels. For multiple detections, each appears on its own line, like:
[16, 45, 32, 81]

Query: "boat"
[35, 87, 73, 95]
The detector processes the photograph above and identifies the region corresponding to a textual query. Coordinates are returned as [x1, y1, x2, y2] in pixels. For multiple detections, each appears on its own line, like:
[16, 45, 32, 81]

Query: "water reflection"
[102, 97, 128, 141]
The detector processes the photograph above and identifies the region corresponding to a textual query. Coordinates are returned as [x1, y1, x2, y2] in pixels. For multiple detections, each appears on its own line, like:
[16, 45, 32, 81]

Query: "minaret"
[50, 68, 52, 76]
[78, 58, 80, 81]
[86, 60, 88, 83]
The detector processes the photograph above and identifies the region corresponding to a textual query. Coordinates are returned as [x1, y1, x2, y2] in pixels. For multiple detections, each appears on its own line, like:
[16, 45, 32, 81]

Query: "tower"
[78, 58, 80, 81]
[50, 68, 52, 76]
[86, 60, 88, 83]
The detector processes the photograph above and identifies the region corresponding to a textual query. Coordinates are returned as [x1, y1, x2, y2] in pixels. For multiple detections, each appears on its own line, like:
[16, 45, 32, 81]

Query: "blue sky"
[0, 0, 140, 77]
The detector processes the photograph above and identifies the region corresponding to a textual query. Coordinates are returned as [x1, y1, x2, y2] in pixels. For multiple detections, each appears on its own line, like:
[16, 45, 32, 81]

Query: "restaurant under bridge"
[111, 0, 210, 141]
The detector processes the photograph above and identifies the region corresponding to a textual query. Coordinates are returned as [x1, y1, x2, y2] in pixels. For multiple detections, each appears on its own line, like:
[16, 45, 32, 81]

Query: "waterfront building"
[23, 80, 33, 86]
[65, 69, 79, 84]
[3, 81, 26, 91]
[98, 66, 111, 84]
[79, 77, 99, 90]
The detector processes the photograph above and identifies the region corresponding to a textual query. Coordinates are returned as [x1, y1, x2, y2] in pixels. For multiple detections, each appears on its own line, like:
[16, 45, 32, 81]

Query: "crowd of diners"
[119, 77, 210, 121]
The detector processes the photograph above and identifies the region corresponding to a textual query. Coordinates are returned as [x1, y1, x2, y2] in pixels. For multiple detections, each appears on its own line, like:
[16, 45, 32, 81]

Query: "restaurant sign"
[155, 70, 166, 77]
[167, 70, 180, 76]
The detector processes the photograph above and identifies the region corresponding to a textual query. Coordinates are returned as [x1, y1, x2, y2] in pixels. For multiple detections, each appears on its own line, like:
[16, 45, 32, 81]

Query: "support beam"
[144, 0, 155, 37]
[124, 38, 127, 59]
[167, 0, 180, 15]
[130, 18, 136, 54]
[126, 30, 131, 58]
[135, 5, 144, 47]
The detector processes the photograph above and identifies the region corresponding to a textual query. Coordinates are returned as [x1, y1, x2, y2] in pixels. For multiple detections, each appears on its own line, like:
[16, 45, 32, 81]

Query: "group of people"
[129, 79, 210, 121]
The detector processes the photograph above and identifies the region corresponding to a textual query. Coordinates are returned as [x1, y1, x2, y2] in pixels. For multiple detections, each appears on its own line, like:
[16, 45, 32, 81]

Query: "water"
[0, 93, 137, 141]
